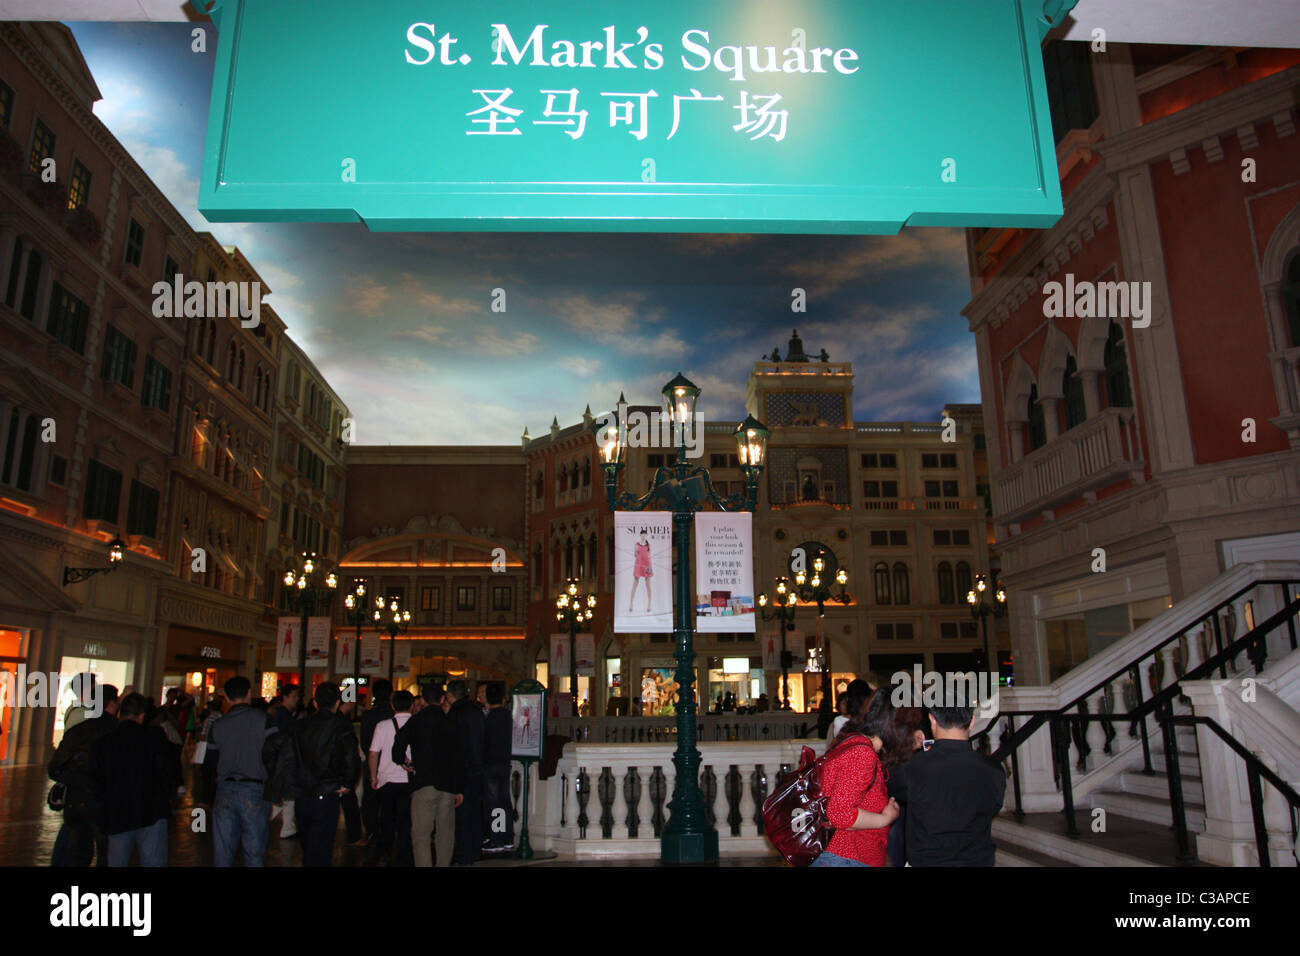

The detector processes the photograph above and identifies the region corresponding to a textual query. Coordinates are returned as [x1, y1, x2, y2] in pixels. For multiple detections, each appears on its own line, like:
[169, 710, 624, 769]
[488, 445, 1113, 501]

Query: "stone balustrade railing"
[521, 739, 803, 859]
[549, 712, 819, 744]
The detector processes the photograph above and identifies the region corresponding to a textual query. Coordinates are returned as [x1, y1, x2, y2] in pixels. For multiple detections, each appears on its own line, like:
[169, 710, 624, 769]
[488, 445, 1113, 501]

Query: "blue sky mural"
[70, 22, 980, 446]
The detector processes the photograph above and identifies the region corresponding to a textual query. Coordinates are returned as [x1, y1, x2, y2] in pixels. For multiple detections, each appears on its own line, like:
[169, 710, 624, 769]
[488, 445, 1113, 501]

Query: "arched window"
[534, 473, 544, 498]
[226, 341, 237, 380]
[237, 349, 246, 391]
[1027, 384, 1047, 450]
[801, 473, 819, 500]
[582, 460, 591, 487]
[206, 320, 216, 365]
[955, 561, 973, 600]
[564, 538, 574, 579]
[570, 463, 580, 490]
[558, 465, 568, 492]
[575, 535, 585, 579]
[937, 562, 955, 605]
[588, 534, 598, 579]
[873, 562, 891, 605]
[1062, 354, 1086, 430]
[892, 563, 910, 605]
[1104, 321, 1133, 408]
[196, 318, 207, 357]
[1285, 252, 1300, 348]
[254, 366, 263, 407]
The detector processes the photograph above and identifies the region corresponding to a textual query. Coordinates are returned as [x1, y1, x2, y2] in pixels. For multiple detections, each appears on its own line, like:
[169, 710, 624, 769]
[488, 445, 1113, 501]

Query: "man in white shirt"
[367, 689, 414, 866]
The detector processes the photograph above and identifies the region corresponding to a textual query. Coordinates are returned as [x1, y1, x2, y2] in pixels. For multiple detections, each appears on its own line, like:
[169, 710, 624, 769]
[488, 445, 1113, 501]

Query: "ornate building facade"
[961, 40, 1300, 685]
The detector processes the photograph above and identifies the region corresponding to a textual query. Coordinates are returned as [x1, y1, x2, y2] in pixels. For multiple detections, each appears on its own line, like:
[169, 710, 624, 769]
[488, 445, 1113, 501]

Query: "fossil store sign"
[199, 0, 1075, 234]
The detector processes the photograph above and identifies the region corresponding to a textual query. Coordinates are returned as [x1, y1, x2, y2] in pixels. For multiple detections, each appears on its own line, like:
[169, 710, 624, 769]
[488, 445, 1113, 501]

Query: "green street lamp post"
[282, 552, 338, 696]
[342, 580, 369, 707]
[599, 374, 769, 864]
[756, 581, 797, 710]
[757, 546, 850, 724]
[966, 572, 1007, 679]
[373, 593, 411, 682]
[555, 578, 595, 717]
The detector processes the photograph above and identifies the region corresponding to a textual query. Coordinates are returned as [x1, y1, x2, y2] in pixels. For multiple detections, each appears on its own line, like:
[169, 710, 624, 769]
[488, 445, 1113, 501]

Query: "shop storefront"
[0, 628, 25, 762]
[156, 589, 266, 708]
[52, 634, 137, 747]
[162, 628, 243, 708]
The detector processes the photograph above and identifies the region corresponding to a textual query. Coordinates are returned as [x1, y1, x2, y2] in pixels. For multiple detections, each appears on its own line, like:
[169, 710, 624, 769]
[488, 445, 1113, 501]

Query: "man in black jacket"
[267, 683, 361, 867]
[90, 693, 176, 867]
[394, 684, 463, 867]
[891, 704, 1007, 867]
[482, 682, 514, 851]
[446, 679, 485, 864]
[49, 684, 119, 867]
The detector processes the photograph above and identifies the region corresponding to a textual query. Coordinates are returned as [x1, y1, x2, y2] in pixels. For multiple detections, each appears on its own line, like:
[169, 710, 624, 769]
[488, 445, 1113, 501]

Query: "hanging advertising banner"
[614, 511, 673, 632]
[363, 642, 389, 677]
[305, 617, 331, 668]
[693, 512, 755, 632]
[392, 641, 412, 677]
[575, 633, 596, 676]
[549, 634, 571, 674]
[335, 632, 357, 673]
[200, 0, 1073, 234]
[275, 618, 299, 669]
[360, 635, 382, 672]
[762, 631, 782, 671]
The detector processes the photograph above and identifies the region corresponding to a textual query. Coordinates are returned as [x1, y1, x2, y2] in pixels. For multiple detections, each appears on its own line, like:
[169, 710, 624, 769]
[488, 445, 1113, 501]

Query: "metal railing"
[979, 575, 1300, 865]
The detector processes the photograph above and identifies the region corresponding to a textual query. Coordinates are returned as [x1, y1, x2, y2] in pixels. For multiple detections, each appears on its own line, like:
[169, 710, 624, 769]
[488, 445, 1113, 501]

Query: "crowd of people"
[46, 670, 1005, 869]
[811, 678, 1006, 867]
[47, 675, 515, 868]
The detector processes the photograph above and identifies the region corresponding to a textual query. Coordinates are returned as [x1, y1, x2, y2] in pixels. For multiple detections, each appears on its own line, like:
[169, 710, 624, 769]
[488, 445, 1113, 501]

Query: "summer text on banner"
[614, 511, 673, 633]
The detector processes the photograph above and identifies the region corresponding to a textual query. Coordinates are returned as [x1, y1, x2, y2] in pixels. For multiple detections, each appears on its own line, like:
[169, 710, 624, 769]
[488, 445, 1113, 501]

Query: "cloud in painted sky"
[69, 22, 982, 445]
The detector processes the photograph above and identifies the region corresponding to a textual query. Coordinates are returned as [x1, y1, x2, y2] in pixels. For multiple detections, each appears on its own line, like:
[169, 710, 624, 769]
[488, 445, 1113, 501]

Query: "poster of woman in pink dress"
[628, 529, 653, 612]
[614, 512, 673, 633]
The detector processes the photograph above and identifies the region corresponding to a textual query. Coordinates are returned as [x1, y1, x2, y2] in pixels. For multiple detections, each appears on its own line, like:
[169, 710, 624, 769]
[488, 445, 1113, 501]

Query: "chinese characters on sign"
[201, 1, 1070, 232]
[694, 512, 755, 632]
[465, 86, 787, 142]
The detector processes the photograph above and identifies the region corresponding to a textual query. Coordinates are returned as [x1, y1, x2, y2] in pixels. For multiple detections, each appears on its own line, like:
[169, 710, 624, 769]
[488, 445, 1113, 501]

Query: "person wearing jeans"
[213, 781, 271, 866]
[108, 818, 167, 867]
[208, 676, 275, 867]
[91, 692, 176, 868]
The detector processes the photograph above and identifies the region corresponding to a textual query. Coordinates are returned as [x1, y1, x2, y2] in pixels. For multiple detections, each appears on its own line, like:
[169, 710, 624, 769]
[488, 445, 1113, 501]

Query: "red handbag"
[761, 735, 875, 866]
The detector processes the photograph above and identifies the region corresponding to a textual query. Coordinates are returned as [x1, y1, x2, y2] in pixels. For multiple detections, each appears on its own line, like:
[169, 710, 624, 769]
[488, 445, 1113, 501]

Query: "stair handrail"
[1164, 713, 1300, 867]
[981, 568, 1300, 761]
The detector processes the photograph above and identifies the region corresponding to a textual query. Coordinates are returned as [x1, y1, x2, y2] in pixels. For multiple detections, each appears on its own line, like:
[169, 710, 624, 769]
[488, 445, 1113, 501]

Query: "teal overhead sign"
[199, 0, 1076, 234]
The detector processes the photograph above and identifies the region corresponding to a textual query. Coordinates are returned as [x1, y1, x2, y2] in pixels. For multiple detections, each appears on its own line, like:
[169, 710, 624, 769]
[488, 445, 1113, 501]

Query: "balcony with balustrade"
[992, 407, 1143, 525]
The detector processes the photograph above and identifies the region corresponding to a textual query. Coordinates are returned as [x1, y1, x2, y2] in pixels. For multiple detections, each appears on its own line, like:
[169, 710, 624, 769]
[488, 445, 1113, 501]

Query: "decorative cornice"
[1097, 65, 1300, 177]
[963, 167, 1116, 330]
[344, 513, 522, 554]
